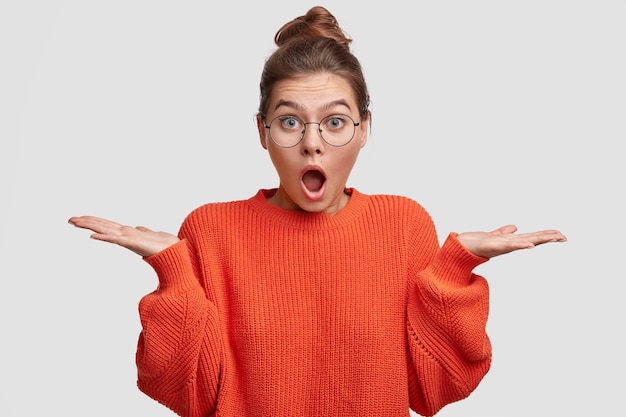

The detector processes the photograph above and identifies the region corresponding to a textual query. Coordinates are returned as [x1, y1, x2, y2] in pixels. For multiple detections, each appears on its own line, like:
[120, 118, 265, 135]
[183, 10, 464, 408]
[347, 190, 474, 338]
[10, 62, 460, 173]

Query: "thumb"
[494, 224, 518, 235]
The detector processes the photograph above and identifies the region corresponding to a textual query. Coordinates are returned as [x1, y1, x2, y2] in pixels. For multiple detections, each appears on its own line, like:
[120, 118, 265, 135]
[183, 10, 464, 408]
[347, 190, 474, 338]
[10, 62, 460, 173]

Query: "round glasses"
[264, 114, 360, 148]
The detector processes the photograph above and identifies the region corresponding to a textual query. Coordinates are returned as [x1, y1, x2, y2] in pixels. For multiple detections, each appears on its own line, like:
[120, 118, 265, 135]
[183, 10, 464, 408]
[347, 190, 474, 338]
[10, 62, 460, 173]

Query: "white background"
[1, 1, 624, 416]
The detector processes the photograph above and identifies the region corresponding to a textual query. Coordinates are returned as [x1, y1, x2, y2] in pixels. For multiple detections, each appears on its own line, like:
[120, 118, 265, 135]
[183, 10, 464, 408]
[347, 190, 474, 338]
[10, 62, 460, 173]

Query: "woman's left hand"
[457, 224, 567, 259]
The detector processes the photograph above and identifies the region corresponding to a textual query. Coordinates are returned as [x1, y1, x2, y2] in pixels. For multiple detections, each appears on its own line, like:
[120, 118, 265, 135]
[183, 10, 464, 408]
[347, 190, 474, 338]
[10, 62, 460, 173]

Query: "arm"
[68, 216, 223, 417]
[137, 239, 222, 417]
[405, 221, 566, 416]
[406, 233, 491, 417]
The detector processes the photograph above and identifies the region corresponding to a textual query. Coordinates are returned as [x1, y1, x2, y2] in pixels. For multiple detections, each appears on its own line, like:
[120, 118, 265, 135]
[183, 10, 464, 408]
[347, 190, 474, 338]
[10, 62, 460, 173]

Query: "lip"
[300, 165, 327, 201]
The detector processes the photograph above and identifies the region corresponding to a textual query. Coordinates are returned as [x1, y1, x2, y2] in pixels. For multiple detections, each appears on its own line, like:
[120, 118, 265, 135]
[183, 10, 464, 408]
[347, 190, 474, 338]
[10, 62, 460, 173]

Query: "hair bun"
[274, 6, 352, 48]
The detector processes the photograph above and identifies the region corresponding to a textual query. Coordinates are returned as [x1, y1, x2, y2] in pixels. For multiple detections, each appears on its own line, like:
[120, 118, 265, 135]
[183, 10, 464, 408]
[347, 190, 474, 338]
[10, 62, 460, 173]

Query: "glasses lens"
[268, 114, 357, 147]
[319, 114, 356, 147]
[269, 116, 304, 147]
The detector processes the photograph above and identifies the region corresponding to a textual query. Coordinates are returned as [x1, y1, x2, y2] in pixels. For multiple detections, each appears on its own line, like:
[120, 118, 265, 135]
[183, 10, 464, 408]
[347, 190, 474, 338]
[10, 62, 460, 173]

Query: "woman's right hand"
[68, 215, 180, 257]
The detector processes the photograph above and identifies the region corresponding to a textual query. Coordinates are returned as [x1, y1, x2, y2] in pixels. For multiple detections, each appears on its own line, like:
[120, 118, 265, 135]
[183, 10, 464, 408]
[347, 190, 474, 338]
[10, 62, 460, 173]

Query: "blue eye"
[324, 116, 346, 131]
[279, 116, 302, 130]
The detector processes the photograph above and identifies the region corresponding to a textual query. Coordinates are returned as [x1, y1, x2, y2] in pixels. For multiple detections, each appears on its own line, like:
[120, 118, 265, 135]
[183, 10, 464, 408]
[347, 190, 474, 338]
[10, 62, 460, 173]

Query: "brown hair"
[258, 6, 370, 120]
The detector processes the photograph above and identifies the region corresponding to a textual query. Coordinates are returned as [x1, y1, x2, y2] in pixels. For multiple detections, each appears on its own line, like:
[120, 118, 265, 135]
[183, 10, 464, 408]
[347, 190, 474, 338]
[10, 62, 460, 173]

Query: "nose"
[301, 122, 324, 155]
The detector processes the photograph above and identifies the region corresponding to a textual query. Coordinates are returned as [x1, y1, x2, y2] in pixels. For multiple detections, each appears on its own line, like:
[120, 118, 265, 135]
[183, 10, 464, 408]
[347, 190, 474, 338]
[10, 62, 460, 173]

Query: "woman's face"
[257, 73, 368, 215]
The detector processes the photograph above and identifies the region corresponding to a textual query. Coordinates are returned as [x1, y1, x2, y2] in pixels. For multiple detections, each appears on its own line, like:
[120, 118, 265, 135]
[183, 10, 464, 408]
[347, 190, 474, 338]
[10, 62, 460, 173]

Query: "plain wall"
[1, 1, 624, 416]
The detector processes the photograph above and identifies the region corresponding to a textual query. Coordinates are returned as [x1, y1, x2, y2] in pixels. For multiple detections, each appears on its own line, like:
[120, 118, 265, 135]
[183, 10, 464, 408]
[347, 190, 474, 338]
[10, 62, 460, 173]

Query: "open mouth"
[301, 167, 326, 198]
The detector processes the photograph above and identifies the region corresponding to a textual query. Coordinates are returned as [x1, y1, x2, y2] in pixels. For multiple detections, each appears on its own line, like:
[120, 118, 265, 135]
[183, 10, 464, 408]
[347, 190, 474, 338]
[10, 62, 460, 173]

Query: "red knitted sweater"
[137, 188, 491, 417]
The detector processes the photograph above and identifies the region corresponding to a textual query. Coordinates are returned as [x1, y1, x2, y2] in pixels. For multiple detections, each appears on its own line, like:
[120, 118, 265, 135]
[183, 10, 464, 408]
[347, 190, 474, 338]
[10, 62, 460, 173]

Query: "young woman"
[69, 6, 566, 417]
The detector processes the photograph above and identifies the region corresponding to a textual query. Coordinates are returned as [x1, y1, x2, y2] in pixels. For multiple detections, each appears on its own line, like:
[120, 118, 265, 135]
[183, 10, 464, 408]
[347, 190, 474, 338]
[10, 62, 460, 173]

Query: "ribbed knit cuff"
[143, 239, 199, 292]
[429, 233, 489, 287]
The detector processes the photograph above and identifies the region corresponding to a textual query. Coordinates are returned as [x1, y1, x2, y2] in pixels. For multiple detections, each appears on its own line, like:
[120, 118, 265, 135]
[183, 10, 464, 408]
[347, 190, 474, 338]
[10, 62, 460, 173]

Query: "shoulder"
[357, 190, 432, 220]
[180, 193, 259, 232]
[186, 200, 246, 222]
[348, 190, 439, 247]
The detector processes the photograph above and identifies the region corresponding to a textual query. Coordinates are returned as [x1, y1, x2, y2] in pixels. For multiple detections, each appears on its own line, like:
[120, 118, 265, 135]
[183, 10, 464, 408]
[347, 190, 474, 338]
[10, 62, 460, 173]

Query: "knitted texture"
[137, 188, 491, 417]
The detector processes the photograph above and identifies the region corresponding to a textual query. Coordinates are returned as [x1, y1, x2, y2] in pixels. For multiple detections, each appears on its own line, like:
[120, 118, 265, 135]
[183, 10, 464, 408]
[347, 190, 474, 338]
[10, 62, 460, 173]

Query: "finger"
[69, 216, 127, 236]
[492, 224, 518, 235]
[503, 234, 566, 252]
[90, 226, 141, 245]
[69, 215, 119, 228]
[516, 229, 567, 244]
[69, 215, 110, 224]
[532, 230, 568, 244]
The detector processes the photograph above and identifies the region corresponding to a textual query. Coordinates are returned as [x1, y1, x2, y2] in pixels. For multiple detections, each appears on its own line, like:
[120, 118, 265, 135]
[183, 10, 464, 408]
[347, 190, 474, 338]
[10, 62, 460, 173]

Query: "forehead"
[268, 73, 358, 114]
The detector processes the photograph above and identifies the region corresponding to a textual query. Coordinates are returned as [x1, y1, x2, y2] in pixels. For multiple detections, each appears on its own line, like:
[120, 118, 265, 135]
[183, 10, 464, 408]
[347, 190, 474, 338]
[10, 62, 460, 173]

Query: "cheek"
[333, 147, 361, 174]
[268, 148, 298, 173]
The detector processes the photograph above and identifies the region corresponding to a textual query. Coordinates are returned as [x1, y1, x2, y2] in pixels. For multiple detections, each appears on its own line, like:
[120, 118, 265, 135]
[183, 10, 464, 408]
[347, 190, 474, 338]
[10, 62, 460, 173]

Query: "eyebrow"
[272, 99, 353, 113]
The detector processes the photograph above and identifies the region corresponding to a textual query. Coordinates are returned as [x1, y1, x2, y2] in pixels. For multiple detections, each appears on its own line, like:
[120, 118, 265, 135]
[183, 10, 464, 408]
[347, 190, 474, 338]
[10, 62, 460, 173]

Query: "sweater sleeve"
[406, 232, 492, 417]
[136, 238, 222, 417]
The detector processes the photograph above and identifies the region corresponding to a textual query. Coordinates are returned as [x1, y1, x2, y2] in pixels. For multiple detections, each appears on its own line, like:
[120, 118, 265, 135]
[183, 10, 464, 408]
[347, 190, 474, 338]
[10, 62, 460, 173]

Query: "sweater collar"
[247, 188, 367, 229]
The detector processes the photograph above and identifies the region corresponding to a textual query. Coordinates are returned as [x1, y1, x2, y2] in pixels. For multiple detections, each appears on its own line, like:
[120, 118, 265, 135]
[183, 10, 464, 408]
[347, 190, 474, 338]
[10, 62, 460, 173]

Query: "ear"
[256, 114, 268, 150]
[358, 111, 370, 148]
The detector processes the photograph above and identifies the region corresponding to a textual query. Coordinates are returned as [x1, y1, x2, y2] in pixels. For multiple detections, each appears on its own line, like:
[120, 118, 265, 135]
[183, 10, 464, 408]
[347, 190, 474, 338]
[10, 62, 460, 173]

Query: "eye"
[278, 116, 302, 130]
[323, 115, 347, 131]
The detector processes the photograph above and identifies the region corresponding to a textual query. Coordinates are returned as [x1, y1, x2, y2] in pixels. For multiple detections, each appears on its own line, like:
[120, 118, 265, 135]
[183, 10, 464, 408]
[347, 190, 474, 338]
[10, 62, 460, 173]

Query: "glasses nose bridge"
[301, 121, 324, 142]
